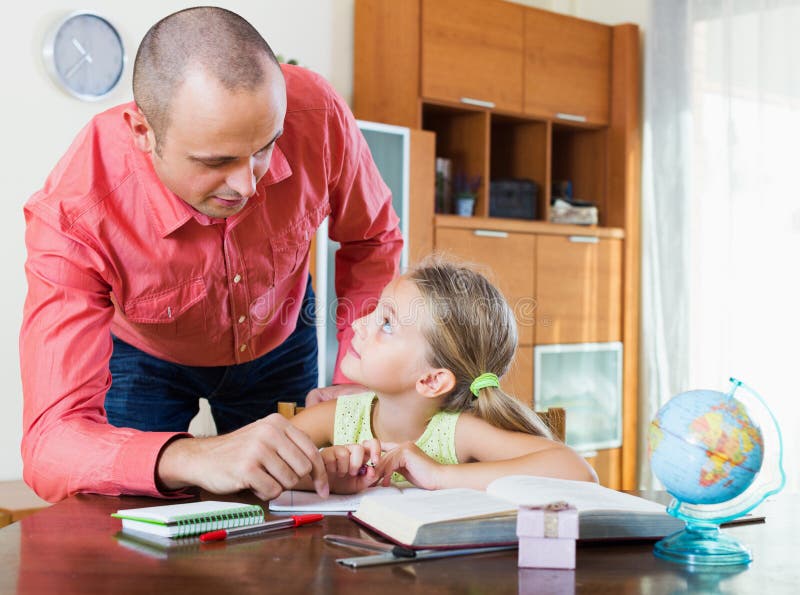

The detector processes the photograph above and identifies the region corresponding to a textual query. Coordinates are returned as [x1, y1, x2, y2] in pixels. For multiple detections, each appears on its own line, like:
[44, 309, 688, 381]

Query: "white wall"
[514, 0, 647, 27]
[0, 0, 645, 480]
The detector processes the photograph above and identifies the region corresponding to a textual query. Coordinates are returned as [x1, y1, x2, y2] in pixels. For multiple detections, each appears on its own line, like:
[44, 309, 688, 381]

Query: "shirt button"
[239, 344, 247, 352]
[233, 274, 242, 283]
[238, 315, 246, 324]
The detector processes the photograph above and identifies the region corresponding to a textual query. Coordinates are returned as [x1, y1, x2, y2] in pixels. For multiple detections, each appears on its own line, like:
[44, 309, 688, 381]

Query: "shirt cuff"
[114, 430, 195, 499]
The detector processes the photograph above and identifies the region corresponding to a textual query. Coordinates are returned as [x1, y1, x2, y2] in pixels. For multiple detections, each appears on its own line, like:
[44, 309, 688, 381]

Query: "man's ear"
[123, 107, 156, 154]
[416, 368, 456, 399]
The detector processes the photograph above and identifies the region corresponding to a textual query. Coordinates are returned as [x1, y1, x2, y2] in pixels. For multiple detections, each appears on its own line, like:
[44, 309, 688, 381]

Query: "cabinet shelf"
[435, 214, 624, 239]
[424, 99, 614, 223]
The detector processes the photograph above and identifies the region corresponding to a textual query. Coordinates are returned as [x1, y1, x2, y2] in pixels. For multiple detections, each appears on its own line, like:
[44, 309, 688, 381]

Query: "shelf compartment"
[423, 103, 490, 216]
[551, 123, 608, 225]
[490, 114, 550, 221]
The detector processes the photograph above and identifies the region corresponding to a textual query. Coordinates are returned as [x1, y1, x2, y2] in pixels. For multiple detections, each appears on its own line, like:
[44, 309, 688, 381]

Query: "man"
[20, 7, 401, 502]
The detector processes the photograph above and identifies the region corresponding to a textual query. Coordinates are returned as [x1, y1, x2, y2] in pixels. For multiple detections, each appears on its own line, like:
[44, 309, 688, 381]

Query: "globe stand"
[654, 518, 752, 566]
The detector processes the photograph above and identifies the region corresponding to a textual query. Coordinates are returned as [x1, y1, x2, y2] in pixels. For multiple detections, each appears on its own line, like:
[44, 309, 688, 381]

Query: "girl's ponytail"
[472, 386, 553, 438]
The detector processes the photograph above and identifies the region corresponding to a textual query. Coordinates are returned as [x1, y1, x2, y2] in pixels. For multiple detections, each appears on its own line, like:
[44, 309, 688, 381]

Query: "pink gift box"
[517, 501, 578, 569]
[518, 536, 576, 569]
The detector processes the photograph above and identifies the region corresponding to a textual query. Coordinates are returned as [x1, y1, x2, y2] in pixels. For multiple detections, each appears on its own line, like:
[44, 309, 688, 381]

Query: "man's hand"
[305, 383, 366, 407]
[156, 413, 329, 501]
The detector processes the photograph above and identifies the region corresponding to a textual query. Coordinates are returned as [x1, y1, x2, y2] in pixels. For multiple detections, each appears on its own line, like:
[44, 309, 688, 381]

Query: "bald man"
[20, 7, 401, 502]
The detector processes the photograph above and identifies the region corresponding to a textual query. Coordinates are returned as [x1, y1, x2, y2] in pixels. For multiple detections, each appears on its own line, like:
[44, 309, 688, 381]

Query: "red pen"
[199, 514, 324, 543]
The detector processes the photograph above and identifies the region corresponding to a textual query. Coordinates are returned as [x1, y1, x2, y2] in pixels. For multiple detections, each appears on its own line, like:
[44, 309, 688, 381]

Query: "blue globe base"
[654, 522, 752, 566]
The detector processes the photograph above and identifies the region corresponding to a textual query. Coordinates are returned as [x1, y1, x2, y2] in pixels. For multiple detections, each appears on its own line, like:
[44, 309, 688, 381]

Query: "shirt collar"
[135, 142, 293, 238]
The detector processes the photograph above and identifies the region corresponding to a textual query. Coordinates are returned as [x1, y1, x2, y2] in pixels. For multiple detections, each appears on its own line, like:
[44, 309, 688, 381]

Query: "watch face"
[44, 12, 125, 101]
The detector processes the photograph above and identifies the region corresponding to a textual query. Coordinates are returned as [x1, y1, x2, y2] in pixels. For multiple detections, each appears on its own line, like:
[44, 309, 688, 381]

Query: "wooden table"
[0, 492, 796, 594]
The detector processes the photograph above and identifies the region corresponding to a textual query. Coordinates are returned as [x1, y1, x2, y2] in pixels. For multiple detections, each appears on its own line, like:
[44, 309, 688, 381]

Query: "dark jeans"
[105, 279, 318, 435]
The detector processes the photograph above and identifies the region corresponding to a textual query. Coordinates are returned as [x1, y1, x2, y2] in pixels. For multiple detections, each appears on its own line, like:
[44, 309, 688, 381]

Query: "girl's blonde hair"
[407, 257, 553, 438]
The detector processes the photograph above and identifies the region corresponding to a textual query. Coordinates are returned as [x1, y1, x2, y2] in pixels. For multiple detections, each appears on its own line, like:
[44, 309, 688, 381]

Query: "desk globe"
[648, 378, 785, 566]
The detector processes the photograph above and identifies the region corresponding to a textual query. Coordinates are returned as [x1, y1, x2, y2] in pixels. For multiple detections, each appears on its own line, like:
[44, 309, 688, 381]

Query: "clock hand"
[72, 38, 87, 55]
[65, 54, 92, 79]
[66, 37, 94, 79]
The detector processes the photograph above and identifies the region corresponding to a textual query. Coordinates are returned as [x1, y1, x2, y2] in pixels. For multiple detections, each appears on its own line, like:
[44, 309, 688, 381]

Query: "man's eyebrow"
[189, 129, 283, 162]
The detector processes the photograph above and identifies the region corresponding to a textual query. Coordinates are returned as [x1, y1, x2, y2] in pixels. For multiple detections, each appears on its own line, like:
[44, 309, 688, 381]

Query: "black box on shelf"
[489, 179, 538, 220]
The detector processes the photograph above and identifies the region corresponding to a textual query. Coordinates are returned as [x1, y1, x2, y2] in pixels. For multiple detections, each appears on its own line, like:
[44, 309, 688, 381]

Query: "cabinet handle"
[555, 112, 588, 123]
[568, 235, 599, 244]
[474, 230, 508, 238]
[460, 97, 496, 109]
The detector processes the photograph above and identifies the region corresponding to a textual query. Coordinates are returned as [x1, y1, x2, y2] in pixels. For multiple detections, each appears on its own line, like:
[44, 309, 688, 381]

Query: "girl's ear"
[416, 368, 456, 399]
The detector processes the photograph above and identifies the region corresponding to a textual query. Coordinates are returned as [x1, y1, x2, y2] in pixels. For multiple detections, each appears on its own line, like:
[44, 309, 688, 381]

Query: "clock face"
[44, 12, 125, 101]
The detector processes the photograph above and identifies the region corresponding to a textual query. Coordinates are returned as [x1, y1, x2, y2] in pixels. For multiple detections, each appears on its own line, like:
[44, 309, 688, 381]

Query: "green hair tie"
[470, 373, 499, 397]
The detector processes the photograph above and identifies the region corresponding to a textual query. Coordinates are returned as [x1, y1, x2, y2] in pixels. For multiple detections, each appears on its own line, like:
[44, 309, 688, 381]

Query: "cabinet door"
[502, 345, 533, 407]
[535, 235, 622, 344]
[523, 9, 611, 125]
[421, 0, 524, 113]
[435, 227, 535, 345]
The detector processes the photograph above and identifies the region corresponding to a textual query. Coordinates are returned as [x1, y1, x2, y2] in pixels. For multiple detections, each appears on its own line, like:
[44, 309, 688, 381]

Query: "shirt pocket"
[270, 223, 315, 284]
[122, 277, 208, 335]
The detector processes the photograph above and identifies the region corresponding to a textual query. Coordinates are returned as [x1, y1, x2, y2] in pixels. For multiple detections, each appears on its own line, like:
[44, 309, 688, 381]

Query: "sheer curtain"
[641, 0, 800, 492]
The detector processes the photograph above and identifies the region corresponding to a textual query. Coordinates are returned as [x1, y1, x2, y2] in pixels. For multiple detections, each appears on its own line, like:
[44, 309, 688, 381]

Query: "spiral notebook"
[111, 501, 265, 538]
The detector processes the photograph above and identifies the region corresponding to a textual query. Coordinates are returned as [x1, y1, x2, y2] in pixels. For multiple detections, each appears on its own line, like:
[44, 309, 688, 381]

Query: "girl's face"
[340, 277, 432, 395]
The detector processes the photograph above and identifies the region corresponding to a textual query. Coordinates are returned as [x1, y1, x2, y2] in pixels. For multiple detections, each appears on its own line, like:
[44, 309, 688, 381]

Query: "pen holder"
[517, 501, 578, 570]
[455, 194, 476, 217]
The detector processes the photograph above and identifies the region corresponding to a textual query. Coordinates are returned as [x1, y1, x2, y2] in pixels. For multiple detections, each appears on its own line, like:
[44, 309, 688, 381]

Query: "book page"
[269, 486, 422, 513]
[359, 489, 516, 524]
[486, 476, 667, 514]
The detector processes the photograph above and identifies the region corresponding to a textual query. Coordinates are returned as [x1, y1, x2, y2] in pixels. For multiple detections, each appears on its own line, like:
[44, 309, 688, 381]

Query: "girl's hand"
[320, 439, 382, 494]
[374, 442, 444, 490]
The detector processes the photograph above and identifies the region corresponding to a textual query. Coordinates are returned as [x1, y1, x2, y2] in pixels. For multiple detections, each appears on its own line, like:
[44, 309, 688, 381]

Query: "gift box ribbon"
[530, 501, 571, 538]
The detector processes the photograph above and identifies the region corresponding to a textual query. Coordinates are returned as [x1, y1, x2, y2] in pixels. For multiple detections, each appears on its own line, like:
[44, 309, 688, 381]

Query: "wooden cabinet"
[524, 9, 611, 125]
[535, 234, 623, 344]
[421, 0, 524, 113]
[503, 345, 534, 406]
[354, 0, 640, 491]
[435, 226, 535, 345]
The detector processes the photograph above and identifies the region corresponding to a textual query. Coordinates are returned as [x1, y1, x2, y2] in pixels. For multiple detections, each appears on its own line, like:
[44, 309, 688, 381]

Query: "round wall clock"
[42, 11, 126, 101]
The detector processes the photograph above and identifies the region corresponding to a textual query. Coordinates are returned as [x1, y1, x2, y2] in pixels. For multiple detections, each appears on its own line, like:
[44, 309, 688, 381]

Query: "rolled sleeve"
[20, 209, 187, 501]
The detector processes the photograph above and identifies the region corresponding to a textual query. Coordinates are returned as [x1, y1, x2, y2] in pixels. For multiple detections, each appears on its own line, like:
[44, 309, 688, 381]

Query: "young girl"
[291, 258, 597, 494]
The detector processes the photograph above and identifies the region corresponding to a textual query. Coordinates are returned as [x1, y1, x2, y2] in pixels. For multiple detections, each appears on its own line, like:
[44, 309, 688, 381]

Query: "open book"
[350, 476, 688, 549]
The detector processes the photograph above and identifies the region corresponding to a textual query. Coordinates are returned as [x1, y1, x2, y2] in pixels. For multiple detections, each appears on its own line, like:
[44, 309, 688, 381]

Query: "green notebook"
[111, 501, 264, 538]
